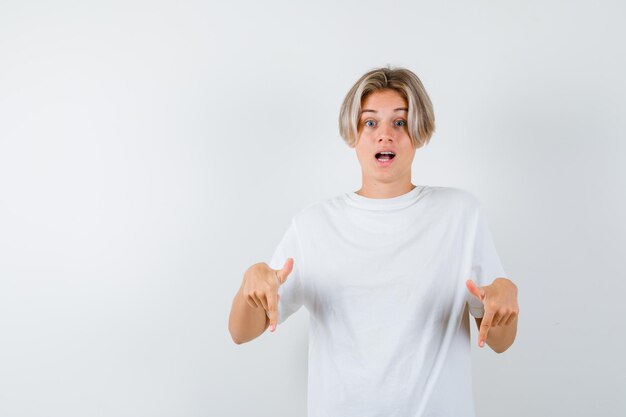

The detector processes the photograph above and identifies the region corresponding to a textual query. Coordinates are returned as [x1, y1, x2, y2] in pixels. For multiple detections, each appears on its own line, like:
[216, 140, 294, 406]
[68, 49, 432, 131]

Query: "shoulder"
[425, 185, 482, 211]
[288, 194, 341, 229]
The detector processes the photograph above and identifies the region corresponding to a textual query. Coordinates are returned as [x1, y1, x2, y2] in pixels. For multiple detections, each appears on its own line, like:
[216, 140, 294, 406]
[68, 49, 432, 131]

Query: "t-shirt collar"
[343, 185, 425, 211]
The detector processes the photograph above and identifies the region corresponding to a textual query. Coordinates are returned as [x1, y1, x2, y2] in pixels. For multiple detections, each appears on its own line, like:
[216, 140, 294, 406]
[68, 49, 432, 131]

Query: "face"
[352, 89, 416, 186]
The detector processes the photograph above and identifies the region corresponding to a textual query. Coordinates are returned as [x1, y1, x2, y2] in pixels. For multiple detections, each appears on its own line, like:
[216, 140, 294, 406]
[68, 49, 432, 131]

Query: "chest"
[299, 213, 471, 320]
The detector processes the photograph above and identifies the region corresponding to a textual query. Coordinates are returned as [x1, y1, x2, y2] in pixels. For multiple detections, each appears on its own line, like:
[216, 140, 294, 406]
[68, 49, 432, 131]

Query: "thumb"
[466, 279, 485, 301]
[276, 258, 294, 285]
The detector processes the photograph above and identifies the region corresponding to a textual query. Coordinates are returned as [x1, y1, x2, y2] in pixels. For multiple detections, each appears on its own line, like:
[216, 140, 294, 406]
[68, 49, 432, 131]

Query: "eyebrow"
[360, 107, 408, 114]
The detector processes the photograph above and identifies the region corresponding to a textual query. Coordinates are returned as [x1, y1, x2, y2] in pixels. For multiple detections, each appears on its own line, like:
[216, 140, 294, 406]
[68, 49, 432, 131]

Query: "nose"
[377, 124, 394, 143]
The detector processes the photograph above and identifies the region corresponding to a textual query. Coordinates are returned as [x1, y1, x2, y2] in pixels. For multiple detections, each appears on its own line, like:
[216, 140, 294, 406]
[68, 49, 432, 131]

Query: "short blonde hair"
[338, 66, 435, 149]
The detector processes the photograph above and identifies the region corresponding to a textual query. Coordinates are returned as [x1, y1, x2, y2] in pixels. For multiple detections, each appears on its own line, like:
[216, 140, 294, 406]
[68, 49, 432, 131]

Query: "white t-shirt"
[268, 185, 507, 417]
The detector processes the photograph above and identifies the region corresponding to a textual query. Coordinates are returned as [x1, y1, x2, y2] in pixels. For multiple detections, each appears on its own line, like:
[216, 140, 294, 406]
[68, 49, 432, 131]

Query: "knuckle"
[264, 289, 275, 299]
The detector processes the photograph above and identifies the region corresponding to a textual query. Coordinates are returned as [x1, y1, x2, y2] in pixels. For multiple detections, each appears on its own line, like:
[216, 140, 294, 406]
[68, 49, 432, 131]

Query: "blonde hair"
[338, 66, 435, 148]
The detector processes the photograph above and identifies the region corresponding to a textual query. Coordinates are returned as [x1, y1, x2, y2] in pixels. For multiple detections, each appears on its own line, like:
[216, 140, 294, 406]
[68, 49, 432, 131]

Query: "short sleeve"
[467, 205, 508, 318]
[267, 218, 305, 325]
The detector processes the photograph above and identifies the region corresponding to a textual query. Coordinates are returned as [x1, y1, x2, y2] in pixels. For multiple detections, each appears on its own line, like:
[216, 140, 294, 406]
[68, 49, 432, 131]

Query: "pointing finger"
[479, 311, 494, 348]
[267, 291, 279, 332]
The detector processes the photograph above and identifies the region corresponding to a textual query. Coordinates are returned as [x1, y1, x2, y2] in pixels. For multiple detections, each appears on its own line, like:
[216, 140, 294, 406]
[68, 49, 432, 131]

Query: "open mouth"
[375, 152, 396, 162]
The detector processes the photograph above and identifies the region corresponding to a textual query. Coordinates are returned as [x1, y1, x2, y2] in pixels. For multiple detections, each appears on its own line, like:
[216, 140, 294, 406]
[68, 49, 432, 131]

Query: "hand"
[242, 258, 294, 333]
[466, 278, 519, 348]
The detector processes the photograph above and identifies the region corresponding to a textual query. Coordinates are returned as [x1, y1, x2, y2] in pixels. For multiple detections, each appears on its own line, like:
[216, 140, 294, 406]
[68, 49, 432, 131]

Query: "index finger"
[479, 311, 494, 348]
[266, 290, 279, 332]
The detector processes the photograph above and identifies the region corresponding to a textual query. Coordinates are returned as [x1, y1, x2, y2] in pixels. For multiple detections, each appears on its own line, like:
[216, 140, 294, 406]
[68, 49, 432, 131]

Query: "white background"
[1, 1, 625, 416]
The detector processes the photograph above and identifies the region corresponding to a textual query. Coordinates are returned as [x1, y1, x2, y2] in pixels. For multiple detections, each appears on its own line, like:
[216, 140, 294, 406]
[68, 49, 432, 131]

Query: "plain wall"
[1, 1, 625, 416]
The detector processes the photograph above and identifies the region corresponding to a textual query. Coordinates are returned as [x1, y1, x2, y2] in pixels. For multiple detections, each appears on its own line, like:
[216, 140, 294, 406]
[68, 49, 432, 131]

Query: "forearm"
[486, 315, 518, 353]
[228, 278, 269, 344]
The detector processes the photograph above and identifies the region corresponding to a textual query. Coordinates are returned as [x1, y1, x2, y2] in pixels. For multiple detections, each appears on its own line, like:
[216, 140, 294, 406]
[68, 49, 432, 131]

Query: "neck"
[355, 180, 416, 199]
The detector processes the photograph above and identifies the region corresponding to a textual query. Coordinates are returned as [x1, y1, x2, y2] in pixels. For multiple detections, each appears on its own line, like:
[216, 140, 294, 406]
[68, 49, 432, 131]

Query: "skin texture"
[228, 258, 294, 344]
[229, 88, 519, 353]
[350, 88, 519, 352]
[351, 89, 417, 199]
[467, 278, 519, 352]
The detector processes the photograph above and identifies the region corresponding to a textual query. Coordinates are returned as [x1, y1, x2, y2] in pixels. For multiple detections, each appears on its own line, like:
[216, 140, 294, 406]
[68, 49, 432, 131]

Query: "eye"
[364, 119, 376, 128]
[394, 119, 407, 127]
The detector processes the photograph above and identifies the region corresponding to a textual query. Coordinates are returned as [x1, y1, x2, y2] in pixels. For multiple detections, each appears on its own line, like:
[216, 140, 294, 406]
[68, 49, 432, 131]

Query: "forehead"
[361, 89, 407, 110]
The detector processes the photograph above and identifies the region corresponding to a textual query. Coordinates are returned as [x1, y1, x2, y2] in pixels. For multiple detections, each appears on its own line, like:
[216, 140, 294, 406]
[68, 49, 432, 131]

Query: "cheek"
[355, 149, 375, 166]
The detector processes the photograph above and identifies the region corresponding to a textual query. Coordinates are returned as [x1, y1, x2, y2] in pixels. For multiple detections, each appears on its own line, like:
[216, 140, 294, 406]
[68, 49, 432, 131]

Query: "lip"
[374, 156, 395, 167]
